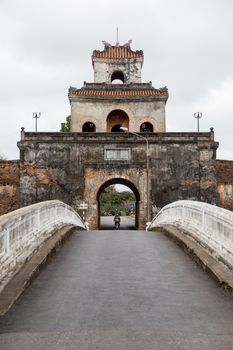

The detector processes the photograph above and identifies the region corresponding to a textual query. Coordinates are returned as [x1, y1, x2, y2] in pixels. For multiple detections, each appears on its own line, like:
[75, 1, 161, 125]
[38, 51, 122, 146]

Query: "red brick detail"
[215, 160, 233, 211]
[0, 161, 20, 215]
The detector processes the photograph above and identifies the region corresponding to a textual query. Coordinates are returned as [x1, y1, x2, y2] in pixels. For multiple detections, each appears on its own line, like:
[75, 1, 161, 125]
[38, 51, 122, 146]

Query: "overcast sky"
[0, 0, 232, 160]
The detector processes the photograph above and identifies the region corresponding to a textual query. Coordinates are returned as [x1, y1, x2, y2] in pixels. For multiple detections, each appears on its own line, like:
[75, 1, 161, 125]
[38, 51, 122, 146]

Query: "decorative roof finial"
[123, 40, 132, 48]
[102, 40, 112, 49]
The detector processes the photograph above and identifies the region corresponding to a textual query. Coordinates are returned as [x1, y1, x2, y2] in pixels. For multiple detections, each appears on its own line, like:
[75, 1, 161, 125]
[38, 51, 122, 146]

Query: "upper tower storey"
[92, 41, 144, 84]
[69, 40, 168, 133]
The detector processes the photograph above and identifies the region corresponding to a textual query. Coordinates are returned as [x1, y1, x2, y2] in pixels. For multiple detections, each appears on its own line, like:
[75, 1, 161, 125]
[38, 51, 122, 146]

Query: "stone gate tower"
[69, 41, 168, 133]
[18, 41, 219, 230]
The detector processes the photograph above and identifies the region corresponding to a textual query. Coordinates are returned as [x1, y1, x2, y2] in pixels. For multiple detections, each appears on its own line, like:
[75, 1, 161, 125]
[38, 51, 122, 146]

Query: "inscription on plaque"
[105, 148, 131, 161]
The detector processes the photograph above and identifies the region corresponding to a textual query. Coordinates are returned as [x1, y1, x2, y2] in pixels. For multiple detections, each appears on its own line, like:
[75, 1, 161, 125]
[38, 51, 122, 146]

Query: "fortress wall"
[0, 160, 20, 215]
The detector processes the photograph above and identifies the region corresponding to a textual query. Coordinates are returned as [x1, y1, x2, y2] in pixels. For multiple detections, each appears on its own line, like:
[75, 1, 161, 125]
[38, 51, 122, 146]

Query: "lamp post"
[120, 127, 150, 223]
[194, 112, 202, 132]
[33, 112, 41, 132]
[193, 112, 202, 200]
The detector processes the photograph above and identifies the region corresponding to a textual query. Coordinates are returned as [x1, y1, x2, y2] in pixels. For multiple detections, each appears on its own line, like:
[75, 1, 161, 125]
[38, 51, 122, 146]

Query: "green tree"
[60, 115, 71, 132]
[100, 186, 135, 216]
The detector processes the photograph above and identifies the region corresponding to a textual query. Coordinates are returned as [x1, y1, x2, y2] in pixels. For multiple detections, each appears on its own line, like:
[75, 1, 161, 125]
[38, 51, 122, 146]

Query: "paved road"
[100, 216, 135, 230]
[0, 229, 233, 349]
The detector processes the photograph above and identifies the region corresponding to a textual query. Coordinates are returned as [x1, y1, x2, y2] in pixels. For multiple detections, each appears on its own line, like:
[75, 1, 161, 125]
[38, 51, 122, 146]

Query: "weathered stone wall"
[150, 137, 218, 210]
[71, 99, 166, 132]
[0, 161, 20, 215]
[17, 131, 219, 229]
[19, 161, 62, 205]
[93, 60, 143, 83]
[215, 160, 233, 211]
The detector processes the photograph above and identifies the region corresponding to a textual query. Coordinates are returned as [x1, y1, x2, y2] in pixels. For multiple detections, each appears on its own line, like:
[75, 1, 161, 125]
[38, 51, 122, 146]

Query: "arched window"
[140, 122, 153, 132]
[111, 71, 125, 84]
[82, 122, 96, 132]
[107, 110, 129, 132]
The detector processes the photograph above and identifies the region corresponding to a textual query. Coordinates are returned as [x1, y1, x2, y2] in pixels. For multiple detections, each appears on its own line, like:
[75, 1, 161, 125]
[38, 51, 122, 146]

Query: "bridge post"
[35, 209, 39, 233]
[201, 209, 205, 231]
[65, 206, 68, 219]
[4, 228, 10, 256]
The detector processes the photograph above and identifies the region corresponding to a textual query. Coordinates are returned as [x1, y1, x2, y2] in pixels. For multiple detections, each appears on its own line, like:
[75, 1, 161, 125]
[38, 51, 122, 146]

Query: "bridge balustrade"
[0, 200, 86, 290]
[147, 200, 233, 269]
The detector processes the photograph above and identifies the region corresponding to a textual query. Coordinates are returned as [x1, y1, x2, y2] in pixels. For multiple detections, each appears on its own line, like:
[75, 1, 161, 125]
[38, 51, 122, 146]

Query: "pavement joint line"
[0, 225, 78, 316]
[154, 225, 233, 296]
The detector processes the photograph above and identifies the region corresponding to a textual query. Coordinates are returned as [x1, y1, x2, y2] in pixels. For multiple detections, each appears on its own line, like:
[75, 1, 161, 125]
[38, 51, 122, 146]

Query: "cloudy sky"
[0, 0, 232, 160]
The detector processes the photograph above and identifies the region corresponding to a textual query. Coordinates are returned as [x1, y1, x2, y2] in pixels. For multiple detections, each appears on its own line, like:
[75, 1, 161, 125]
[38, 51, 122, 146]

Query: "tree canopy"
[100, 185, 135, 216]
[60, 115, 71, 132]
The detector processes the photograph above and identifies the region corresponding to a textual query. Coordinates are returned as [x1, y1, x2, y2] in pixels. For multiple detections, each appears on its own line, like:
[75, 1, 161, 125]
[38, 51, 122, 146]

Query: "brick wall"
[215, 160, 233, 211]
[0, 160, 20, 215]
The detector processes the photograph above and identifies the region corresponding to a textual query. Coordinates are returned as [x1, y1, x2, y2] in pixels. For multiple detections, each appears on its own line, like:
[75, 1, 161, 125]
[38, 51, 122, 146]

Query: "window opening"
[140, 122, 153, 132]
[82, 122, 96, 132]
[111, 71, 125, 84]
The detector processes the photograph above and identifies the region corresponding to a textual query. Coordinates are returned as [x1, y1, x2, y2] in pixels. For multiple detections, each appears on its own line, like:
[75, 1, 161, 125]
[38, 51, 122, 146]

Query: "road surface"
[0, 229, 233, 349]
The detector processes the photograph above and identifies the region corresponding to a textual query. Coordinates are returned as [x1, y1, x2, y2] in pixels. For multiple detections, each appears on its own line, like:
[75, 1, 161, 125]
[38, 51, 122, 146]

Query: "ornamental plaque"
[104, 148, 131, 161]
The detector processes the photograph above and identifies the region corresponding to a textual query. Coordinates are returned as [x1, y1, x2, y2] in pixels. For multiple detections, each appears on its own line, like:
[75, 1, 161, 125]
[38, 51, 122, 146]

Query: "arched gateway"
[97, 178, 140, 229]
[83, 166, 148, 230]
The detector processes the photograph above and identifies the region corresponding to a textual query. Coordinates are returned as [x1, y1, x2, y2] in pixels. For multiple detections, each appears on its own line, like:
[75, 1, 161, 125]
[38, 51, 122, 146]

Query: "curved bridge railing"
[0, 200, 87, 289]
[147, 200, 233, 269]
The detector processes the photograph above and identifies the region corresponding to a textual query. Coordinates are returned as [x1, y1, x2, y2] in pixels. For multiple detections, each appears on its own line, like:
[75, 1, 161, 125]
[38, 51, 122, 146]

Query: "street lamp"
[194, 112, 202, 132]
[193, 113, 203, 200]
[33, 112, 41, 132]
[120, 127, 150, 223]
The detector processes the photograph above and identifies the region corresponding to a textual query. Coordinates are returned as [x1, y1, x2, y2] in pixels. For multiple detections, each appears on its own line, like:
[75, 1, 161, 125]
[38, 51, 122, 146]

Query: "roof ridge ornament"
[102, 41, 112, 49]
[102, 39, 132, 50]
[123, 40, 132, 48]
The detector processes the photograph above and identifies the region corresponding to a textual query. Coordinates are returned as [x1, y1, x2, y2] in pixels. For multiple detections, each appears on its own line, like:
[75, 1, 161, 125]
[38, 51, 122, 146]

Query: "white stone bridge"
[0, 200, 233, 349]
[147, 200, 233, 273]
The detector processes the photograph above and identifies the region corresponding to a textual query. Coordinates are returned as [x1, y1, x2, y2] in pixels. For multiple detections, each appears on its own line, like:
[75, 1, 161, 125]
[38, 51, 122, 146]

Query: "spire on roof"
[116, 27, 119, 47]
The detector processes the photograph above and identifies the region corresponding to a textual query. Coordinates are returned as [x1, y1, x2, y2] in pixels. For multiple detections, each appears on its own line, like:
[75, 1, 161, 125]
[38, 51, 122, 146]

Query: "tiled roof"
[92, 46, 143, 59]
[69, 86, 168, 99]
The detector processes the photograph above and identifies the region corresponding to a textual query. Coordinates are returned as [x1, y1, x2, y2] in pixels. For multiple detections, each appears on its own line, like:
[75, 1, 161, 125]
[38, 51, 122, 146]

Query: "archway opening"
[107, 109, 129, 132]
[111, 124, 123, 132]
[82, 122, 96, 132]
[111, 70, 125, 84]
[140, 122, 154, 132]
[97, 178, 140, 230]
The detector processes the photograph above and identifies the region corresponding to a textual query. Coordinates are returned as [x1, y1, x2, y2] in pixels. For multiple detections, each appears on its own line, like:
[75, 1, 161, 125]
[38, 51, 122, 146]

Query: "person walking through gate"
[114, 214, 121, 229]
